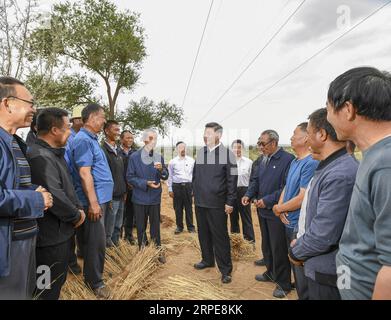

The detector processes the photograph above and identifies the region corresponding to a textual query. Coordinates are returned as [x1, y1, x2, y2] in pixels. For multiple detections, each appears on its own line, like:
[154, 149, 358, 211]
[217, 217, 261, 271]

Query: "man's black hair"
[205, 122, 223, 133]
[176, 141, 185, 147]
[81, 103, 105, 123]
[37, 107, 69, 135]
[231, 139, 245, 148]
[328, 67, 391, 121]
[120, 130, 133, 139]
[308, 108, 339, 142]
[103, 120, 119, 134]
[297, 122, 308, 132]
[0, 76, 25, 100]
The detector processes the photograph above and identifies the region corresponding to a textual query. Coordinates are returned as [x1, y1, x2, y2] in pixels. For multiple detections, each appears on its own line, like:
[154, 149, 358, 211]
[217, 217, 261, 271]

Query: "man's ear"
[319, 128, 328, 142]
[344, 101, 356, 121]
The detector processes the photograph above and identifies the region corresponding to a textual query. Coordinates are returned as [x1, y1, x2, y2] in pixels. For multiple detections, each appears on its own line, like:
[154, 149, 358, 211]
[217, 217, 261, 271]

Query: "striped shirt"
[11, 137, 38, 240]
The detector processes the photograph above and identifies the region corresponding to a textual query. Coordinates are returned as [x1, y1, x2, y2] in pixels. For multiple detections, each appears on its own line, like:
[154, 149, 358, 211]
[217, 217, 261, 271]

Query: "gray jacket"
[289, 149, 358, 282]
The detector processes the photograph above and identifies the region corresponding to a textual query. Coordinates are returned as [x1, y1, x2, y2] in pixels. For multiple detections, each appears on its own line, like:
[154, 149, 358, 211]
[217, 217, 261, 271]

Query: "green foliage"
[117, 97, 184, 136]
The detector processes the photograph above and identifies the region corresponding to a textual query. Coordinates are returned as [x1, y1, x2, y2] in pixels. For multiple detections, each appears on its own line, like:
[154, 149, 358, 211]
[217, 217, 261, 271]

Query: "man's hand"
[169, 191, 174, 198]
[255, 199, 266, 209]
[154, 162, 163, 171]
[36, 186, 53, 210]
[288, 254, 304, 267]
[147, 181, 161, 189]
[290, 239, 297, 247]
[273, 204, 282, 217]
[225, 205, 233, 215]
[88, 202, 102, 222]
[279, 212, 290, 225]
[74, 210, 86, 228]
[242, 196, 250, 206]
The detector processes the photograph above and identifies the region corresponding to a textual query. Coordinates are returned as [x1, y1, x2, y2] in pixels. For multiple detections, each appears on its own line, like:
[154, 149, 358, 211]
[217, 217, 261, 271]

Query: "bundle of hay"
[60, 275, 96, 300]
[160, 214, 175, 228]
[140, 275, 235, 300]
[230, 233, 256, 261]
[110, 245, 163, 300]
[104, 240, 137, 279]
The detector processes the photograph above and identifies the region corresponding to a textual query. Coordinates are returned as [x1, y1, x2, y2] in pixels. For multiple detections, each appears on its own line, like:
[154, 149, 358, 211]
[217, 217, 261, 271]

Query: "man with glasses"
[0, 76, 53, 299]
[242, 130, 294, 298]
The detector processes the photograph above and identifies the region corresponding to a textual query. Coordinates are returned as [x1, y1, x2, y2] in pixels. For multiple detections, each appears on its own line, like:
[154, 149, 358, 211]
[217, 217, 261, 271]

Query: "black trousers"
[123, 189, 135, 240]
[78, 203, 108, 290]
[230, 187, 255, 242]
[134, 204, 161, 248]
[259, 215, 291, 291]
[195, 206, 232, 276]
[307, 276, 341, 300]
[172, 183, 195, 231]
[35, 238, 72, 300]
[285, 228, 308, 300]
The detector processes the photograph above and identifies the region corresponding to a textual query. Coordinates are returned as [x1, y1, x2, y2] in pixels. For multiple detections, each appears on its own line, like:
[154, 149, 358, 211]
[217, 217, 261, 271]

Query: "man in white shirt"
[167, 142, 196, 234]
[231, 140, 255, 243]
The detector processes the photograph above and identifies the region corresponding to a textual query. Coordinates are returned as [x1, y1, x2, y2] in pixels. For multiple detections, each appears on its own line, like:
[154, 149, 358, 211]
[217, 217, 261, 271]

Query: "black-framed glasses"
[258, 140, 273, 147]
[6, 96, 37, 108]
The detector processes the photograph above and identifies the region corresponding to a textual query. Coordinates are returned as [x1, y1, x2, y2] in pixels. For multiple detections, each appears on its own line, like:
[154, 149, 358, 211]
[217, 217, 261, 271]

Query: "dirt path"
[143, 185, 298, 300]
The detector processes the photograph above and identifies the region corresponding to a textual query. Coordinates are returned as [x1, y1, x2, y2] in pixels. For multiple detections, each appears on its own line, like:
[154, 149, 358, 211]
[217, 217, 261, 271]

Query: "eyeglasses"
[257, 140, 273, 147]
[6, 96, 37, 108]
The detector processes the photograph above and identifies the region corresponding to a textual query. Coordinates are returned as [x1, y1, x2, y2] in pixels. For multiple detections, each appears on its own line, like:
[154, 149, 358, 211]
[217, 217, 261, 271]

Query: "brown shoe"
[93, 286, 111, 299]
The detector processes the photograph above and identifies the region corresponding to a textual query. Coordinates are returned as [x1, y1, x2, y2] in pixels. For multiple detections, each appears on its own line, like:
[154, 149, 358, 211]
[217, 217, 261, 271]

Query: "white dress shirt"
[236, 156, 253, 187]
[297, 178, 313, 238]
[167, 155, 195, 192]
[208, 142, 222, 153]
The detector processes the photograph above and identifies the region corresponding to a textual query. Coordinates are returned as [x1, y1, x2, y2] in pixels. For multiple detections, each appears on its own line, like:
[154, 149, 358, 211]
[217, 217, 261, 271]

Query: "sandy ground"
[143, 184, 298, 300]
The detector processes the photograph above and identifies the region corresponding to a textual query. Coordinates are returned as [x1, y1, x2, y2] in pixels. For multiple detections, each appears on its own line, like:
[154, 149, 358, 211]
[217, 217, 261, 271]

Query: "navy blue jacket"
[126, 148, 169, 205]
[290, 149, 358, 282]
[245, 148, 294, 219]
[0, 128, 45, 277]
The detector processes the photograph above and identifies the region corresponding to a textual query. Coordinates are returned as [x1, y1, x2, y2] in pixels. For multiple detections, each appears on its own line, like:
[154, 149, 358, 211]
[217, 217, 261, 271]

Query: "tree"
[29, 0, 146, 118]
[117, 97, 184, 137]
[0, 0, 40, 78]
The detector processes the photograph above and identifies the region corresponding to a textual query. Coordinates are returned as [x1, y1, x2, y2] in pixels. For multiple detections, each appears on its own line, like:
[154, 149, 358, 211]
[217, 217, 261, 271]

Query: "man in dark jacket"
[289, 108, 358, 300]
[118, 130, 137, 244]
[192, 122, 238, 284]
[102, 120, 127, 247]
[243, 129, 294, 298]
[0, 76, 53, 299]
[126, 128, 168, 263]
[27, 108, 86, 300]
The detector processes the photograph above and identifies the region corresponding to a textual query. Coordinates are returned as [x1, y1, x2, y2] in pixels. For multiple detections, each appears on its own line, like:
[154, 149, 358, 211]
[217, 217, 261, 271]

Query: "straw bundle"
[60, 275, 96, 300]
[110, 245, 163, 300]
[104, 240, 137, 279]
[230, 233, 256, 261]
[160, 214, 175, 228]
[140, 275, 235, 300]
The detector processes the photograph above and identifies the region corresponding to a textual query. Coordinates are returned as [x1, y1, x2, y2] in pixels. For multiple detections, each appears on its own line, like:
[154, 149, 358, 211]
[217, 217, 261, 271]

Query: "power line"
[221, 0, 391, 122]
[193, 0, 306, 128]
[181, 0, 215, 108]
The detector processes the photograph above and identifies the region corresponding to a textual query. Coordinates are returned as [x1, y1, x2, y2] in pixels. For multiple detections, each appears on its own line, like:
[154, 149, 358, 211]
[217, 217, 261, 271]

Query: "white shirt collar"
[208, 142, 222, 152]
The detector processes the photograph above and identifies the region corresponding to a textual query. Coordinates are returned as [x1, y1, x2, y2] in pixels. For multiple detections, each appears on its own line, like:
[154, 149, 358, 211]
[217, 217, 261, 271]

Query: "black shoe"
[158, 255, 166, 264]
[254, 258, 266, 266]
[291, 282, 296, 289]
[273, 287, 291, 299]
[174, 228, 183, 235]
[221, 275, 232, 284]
[193, 261, 215, 270]
[68, 263, 82, 275]
[255, 272, 273, 282]
[126, 237, 136, 245]
[188, 228, 196, 233]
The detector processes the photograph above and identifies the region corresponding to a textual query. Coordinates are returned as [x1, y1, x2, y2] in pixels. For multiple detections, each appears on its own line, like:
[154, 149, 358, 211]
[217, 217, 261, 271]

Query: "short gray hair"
[261, 129, 279, 143]
[142, 128, 158, 141]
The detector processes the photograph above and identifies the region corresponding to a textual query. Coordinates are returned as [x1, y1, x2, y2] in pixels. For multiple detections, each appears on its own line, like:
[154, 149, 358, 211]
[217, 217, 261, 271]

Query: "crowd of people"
[0, 65, 390, 300]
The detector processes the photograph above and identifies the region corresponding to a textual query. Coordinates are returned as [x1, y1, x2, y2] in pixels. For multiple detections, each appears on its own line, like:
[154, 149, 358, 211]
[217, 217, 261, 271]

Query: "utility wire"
[221, 0, 391, 122]
[181, 0, 215, 108]
[194, 0, 306, 127]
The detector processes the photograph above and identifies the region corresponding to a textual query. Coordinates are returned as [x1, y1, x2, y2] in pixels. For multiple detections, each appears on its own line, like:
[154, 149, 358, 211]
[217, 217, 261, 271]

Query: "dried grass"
[230, 233, 257, 261]
[160, 214, 175, 228]
[60, 274, 96, 300]
[110, 245, 163, 300]
[104, 240, 137, 279]
[139, 275, 236, 300]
